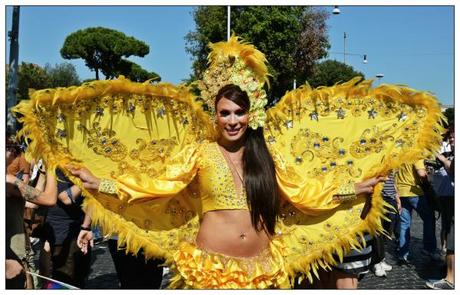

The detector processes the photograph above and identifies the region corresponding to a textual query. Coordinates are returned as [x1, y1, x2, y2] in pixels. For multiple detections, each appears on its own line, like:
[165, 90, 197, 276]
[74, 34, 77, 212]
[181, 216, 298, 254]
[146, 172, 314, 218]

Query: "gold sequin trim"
[332, 194, 357, 202]
[98, 178, 117, 195]
[334, 181, 356, 196]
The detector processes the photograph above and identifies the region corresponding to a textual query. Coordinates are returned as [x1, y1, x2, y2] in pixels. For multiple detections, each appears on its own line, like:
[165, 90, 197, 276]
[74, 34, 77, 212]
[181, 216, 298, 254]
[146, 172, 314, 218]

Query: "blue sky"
[5, 5, 454, 105]
[5, 6, 196, 86]
[326, 5, 454, 106]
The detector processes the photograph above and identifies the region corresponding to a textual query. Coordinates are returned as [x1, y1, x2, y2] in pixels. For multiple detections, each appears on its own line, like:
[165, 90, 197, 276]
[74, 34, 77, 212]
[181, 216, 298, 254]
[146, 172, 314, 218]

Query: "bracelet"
[332, 181, 357, 203]
[98, 179, 117, 194]
[80, 226, 91, 231]
[336, 181, 356, 196]
[332, 194, 358, 202]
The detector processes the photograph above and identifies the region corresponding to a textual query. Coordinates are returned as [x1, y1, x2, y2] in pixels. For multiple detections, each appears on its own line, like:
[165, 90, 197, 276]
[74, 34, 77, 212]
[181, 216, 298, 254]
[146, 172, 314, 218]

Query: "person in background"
[77, 212, 165, 289]
[7, 143, 30, 184]
[426, 127, 454, 289]
[296, 231, 374, 289]
[432, 128, 454, 253]
[370, 172, 400, 277]
[6, 134, 58, 289]
[395, 160, 438, 264]
[39, 169, 91, 289]
[107, 237, 165, 289]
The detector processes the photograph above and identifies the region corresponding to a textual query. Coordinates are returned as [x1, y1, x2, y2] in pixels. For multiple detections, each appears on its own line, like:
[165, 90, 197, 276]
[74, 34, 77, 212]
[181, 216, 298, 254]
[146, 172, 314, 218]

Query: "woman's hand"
[5, 259, 25, 281]
[67, 166, 101, 190]
[355, 176, 387, 219]
[77, 229, 94, 255]
[354, 176, 387, 196]
[436, 153, 452, 171]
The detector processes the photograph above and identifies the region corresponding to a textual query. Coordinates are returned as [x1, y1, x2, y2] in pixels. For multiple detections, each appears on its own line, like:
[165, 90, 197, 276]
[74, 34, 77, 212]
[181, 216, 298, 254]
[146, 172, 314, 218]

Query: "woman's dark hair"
[215, 84, 280, 235]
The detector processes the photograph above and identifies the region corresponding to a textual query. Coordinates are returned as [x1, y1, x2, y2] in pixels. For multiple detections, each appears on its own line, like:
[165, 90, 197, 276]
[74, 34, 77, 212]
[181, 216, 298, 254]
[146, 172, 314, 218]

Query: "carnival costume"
[14, 36, 444, 289]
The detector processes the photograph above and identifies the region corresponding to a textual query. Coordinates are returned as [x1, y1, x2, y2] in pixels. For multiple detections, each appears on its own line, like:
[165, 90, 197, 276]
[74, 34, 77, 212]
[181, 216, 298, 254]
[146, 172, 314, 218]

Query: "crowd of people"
[6, 36, 453, 290]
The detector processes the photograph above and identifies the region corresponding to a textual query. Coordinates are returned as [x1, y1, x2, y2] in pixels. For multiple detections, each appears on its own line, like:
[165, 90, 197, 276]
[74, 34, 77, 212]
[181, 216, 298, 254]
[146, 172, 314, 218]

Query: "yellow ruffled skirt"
[168, 239, 290, 289]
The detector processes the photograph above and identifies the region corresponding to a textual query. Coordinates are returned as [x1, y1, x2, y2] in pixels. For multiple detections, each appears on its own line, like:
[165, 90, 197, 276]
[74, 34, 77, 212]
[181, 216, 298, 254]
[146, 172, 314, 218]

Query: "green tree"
[443, 107, 454, 126]
[307, 59, 365, 88]
[60, 27, 150, 80]
[114, 59, 161, 83]
[186, 6, 330, 101]
[81, 78, 97, 84]
[44, 62, 80, 87]
[16, 62, 51, 101]
[185, 7, 228, 81]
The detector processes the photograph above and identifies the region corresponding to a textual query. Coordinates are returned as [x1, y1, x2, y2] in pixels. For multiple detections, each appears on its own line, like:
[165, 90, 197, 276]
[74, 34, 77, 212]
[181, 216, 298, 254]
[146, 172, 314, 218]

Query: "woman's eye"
[235, 110, 246, 116]
[219, 111, 230, 116]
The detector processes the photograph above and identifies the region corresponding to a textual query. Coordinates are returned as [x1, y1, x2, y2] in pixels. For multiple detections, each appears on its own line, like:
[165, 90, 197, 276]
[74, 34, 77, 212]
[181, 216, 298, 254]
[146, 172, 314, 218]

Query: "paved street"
[42, 212, 444, 289]
[358, 212, 445, 289]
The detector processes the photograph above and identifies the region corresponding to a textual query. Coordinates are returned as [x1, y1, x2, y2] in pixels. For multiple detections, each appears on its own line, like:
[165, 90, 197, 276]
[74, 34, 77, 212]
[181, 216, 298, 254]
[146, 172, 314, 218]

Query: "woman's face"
[216, 97, 249, 144]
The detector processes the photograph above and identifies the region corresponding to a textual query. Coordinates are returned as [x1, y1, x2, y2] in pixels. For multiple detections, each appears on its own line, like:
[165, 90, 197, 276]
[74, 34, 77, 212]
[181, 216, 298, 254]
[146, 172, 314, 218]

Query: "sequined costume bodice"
[197, 142, 249, 213]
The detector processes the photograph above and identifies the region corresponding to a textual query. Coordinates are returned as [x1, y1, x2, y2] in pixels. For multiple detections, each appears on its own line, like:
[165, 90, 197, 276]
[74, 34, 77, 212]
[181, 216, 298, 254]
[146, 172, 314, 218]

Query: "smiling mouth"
[225, 128, 241, 135]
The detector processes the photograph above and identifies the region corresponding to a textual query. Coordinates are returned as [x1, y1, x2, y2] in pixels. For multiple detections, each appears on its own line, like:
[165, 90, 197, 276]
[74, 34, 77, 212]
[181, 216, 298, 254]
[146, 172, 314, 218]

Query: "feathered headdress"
[197, 35, 270, 129]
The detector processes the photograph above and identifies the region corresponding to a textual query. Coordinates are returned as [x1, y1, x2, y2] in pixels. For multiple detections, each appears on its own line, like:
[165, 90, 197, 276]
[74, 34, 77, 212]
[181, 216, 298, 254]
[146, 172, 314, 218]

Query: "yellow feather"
[208, 35, 270, 86]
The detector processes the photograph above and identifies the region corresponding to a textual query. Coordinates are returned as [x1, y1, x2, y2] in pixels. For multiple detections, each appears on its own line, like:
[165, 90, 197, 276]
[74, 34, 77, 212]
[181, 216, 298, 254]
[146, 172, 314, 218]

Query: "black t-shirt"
[43, 169, 84, 245]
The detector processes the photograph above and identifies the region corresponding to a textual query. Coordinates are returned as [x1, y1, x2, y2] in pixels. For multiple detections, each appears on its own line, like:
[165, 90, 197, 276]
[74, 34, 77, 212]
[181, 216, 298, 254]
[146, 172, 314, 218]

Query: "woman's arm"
[68, 143, 201, 204]
[436, 153, 452, 174]
[58, 185, 82, 205]
[273, 150, 386, 215]
[11, 171, 58, 207]
[34, 170, 47, 191]
[25, 201, 38, 209]
[77, 212, 94, 255]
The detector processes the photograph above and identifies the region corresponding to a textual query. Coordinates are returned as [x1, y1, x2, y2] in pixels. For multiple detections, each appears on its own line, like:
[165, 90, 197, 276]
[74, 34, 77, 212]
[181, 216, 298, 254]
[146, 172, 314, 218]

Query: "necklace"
[220, 147, 244, 184]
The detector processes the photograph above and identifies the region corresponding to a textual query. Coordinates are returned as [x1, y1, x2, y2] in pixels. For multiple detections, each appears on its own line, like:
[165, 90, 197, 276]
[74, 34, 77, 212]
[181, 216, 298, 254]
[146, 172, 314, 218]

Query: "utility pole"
[7, 6, 20, 134]
[343, 32, 347, 64]
[227, 6, 231, 40]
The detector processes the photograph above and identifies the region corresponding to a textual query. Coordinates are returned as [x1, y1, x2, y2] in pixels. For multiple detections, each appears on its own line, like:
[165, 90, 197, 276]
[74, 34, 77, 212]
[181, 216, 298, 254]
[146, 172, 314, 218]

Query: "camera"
[424, 151, 453, 171]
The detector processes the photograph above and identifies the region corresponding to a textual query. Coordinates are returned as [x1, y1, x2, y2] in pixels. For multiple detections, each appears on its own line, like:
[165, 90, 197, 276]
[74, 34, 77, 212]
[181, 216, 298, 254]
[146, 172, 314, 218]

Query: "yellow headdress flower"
[197, 35, 270, 129]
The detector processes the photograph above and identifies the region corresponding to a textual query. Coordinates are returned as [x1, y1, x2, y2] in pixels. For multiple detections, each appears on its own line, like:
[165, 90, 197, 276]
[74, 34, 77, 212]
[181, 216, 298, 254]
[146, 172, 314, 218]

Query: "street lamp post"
[7, 6, 20, 134]
[331, 6, 369, 68]
[332, 6, 341, 14]
[227, 6, 231, 40]
[376, 73, 384, 84]
[328, 51, 368, 64]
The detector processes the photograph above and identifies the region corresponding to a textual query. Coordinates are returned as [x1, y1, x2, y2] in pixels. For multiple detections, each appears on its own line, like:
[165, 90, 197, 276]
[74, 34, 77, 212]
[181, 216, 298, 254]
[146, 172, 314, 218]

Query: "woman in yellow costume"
[13, 36, 444, 289]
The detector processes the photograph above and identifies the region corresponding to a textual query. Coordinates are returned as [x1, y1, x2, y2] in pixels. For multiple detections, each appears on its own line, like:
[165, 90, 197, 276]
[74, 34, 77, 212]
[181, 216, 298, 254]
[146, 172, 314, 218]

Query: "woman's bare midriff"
[196, 209, 270, 257]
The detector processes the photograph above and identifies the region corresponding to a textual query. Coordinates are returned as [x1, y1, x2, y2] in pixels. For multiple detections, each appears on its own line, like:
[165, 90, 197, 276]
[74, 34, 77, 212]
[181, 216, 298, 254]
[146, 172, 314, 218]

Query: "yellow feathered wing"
[265, 77, 444, 282]
[14, 76, 216, 259]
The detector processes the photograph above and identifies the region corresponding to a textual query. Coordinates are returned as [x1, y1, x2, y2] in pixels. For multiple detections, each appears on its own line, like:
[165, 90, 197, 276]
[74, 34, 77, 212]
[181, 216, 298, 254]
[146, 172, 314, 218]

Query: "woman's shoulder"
[196, 140, 217, 152]
[174, 140, 218, 162]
